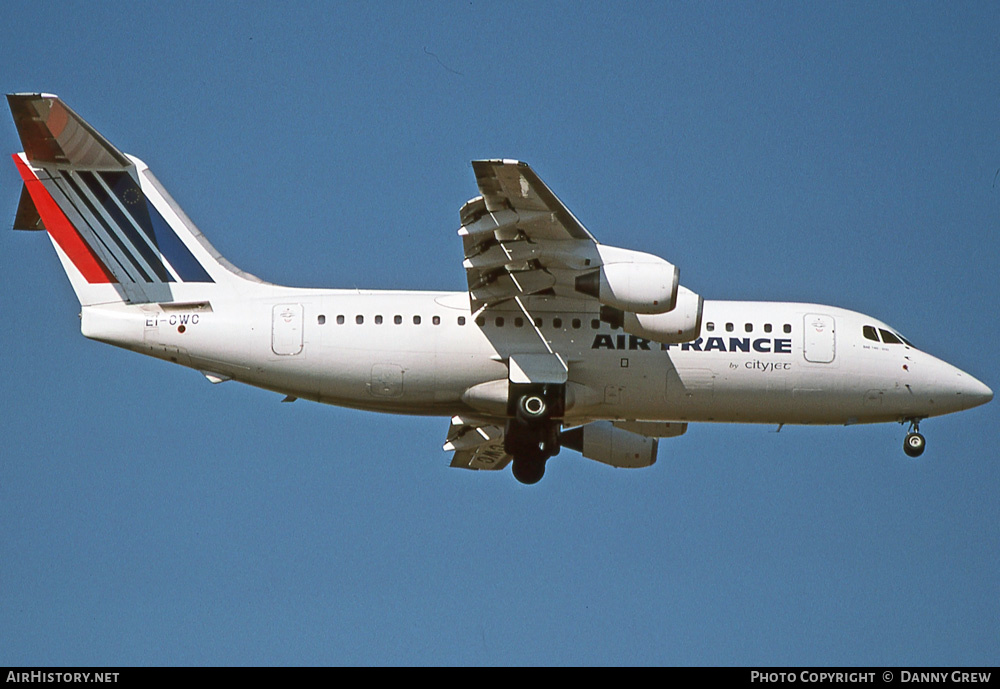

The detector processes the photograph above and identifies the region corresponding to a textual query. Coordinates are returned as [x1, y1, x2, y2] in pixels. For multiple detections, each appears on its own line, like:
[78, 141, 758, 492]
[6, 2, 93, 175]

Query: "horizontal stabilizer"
[8, 93, 130, 169]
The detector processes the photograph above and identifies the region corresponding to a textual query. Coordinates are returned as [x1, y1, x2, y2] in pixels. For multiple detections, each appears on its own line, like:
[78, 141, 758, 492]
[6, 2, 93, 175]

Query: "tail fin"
[8, 93, 261, 306]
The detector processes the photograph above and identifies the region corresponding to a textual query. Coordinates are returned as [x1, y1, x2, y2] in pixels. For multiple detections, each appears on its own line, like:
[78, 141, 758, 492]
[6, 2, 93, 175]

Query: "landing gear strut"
[903, 418, 926, 458]
[505, 384, 564, 484]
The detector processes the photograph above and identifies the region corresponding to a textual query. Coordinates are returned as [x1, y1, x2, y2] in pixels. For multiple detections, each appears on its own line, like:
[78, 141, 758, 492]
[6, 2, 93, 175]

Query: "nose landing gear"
[903, 419, 926, 458]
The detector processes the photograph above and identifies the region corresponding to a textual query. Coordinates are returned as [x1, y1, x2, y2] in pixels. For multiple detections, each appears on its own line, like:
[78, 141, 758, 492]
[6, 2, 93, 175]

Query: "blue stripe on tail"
[99, 172, 214, 283]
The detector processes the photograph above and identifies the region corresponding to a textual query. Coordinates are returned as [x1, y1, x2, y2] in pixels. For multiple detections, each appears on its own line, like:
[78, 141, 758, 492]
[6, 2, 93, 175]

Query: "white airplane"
[8, 94, 992, 483]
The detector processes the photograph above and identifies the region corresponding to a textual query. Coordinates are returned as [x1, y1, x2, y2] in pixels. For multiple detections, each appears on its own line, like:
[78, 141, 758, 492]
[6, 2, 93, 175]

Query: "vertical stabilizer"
[8, 93, 262, 306]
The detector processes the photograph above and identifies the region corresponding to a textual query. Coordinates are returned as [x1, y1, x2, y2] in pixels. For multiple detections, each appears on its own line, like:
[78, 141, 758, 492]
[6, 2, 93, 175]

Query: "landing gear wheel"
[504, 416, 560, 484]
[512, 457, 546, 485]
[903, 432, 926, 458]
[517, 394, 547, 421]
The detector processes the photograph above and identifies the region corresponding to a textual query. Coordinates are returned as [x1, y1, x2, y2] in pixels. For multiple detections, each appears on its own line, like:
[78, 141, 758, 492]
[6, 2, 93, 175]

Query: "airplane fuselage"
[80, 289, 985, 427]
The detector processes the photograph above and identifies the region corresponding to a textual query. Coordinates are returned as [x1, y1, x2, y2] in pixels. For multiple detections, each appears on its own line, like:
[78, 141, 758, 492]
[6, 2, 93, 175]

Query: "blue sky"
[1, 2, 998, 665]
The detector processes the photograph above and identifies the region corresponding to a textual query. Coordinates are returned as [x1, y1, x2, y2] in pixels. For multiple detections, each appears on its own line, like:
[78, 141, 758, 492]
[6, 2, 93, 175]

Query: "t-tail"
[8, 93, 263, 307]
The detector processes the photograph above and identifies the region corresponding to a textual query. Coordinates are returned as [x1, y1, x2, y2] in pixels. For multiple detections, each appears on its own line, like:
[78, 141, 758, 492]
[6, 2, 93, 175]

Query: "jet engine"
[600, 285, 703, 344]
[575, 246, 678, 314]
[560, 421, 659, 468]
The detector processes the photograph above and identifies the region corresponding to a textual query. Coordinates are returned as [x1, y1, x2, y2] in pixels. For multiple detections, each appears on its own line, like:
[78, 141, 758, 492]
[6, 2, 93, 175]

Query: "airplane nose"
[951, 370, 993, 410]
[967, 377, 993, 407]
[918, 356, 993, 415]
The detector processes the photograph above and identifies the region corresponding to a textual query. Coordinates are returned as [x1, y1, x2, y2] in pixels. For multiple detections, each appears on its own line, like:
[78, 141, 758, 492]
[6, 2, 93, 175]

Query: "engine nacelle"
[575, 246, 678, 314]
[560, 421, 658, 468]
[600, 285, 702, 344]
[623, 286, 703, 343]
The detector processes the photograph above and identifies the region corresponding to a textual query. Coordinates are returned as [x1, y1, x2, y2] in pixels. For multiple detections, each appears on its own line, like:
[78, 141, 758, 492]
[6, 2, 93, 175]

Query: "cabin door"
[272, 304, 304, 355]
[803, 313, 836, 363]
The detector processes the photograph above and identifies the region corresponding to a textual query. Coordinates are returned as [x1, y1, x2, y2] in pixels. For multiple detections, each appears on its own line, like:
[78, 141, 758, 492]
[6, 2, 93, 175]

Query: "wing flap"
[460, 160, 602, 311]
[469, 269, 556, 305]
[444, 416, 511, 471]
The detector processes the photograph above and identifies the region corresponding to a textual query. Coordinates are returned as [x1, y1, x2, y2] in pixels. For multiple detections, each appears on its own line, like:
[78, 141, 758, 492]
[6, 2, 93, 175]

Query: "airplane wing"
[469, 159, 595, 242]
[444, 416, 512, 471]
[458, 158, 701, 364]
[459, 159, 601, 312]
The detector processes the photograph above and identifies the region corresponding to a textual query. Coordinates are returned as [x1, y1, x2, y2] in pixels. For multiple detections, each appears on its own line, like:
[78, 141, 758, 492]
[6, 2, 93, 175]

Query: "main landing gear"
[505, 384, 564, 485]
[903, 418, 926, 458]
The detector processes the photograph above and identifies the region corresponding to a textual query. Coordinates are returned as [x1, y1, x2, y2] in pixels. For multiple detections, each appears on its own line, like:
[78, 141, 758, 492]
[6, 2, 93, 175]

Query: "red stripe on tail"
[12, 154, 116, 283]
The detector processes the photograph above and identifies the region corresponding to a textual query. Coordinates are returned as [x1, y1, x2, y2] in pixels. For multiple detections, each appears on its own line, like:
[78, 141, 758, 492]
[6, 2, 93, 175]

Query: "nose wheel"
[902, 419, 926, 458]
[904, 432, 926, 457]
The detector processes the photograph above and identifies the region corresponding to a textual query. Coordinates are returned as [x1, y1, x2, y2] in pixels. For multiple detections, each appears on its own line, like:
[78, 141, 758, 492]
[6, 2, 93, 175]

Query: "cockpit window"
[864, 324, 916, 348]
[879, 329, 902, 345]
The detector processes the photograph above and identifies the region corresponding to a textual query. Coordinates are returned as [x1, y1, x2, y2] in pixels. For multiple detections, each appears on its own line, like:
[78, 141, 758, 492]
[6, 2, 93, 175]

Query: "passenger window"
[706, 322, 715, 332]
[764, 323, 772, 333]
[476, 316, 485, 327]
[572, 318, 581, 329]
[394, 315, 402, 325]
[591, 319, 600, 329]
[863, 325, 879, 342]
[553, 318, 563, 328]
[432, 316, 440, 325]
[458, 316, 466, 326]
[356, 315, 364, 325]
[745, 323, 752, 333]
[413, 315, 421, 325]
[534, 317, 543, 327]
[514, 317, 524, 328]
[879, 329, 902, 345]
[375, 315, 383, 325]
[783, 324, 791, 334]
[495, 317, 504, 327]
[317, 315, 326, 325]
[337, 315, 345, 325]
[725, 323, 734, 332]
